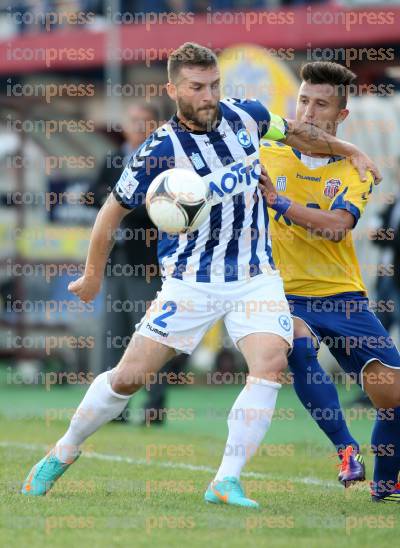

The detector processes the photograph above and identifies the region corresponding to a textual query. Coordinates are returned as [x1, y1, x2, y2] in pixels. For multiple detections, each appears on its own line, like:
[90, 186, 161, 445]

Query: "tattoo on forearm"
[292, 122, 334, 156]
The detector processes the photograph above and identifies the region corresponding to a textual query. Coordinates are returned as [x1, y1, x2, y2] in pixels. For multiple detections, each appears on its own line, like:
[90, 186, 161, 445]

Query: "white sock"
[214, 376, 281, 481]
[54, 369, 131, 463]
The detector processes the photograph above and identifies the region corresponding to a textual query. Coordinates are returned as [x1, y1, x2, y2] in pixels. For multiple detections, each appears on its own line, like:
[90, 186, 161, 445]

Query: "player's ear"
[337, 109, 349, 125]
[166, 82, 177, 101]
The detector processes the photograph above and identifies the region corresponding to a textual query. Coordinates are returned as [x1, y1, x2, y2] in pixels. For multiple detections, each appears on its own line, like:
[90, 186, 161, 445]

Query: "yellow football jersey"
[260, 141, 374, 297]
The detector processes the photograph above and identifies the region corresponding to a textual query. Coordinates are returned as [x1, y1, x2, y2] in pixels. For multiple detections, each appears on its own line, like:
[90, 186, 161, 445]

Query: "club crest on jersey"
[324, 178, 341, 199]
[276, 176, 287, 191]
[190, 152, 205, 170]
[237, 128, 252, 148]
[279, 315, 291, 332]
[118, 170, 138, 199]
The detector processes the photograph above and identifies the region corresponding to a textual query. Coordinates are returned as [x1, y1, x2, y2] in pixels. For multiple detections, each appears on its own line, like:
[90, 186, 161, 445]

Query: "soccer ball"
[146, 168, 211, 234]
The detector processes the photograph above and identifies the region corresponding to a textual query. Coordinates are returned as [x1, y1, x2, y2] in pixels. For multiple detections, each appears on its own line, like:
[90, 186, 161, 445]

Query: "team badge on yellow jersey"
[324, 178, 341, 199]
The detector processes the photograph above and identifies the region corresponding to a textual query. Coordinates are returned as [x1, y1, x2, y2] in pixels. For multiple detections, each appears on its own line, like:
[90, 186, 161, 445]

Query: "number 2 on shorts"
[153, 301, 177, 328]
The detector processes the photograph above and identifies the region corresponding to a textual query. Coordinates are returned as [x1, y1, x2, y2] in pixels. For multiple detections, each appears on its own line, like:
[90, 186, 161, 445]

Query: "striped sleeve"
[113, 129, 175, 210]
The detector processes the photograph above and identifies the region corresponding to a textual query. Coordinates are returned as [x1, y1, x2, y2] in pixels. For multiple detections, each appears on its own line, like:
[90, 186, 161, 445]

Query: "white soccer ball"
[146, 168, 211, 234]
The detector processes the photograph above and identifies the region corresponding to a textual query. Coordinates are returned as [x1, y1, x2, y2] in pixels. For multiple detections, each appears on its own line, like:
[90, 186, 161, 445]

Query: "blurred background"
[1, 0, 400, 421]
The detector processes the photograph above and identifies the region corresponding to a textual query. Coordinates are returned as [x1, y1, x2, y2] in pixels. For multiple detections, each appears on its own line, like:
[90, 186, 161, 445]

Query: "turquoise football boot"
[204, 476, 259, 509]
[21, 451, 80, 496]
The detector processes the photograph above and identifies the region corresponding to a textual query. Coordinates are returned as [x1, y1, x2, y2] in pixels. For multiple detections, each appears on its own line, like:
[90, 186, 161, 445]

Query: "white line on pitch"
[0, 440, 341, 488]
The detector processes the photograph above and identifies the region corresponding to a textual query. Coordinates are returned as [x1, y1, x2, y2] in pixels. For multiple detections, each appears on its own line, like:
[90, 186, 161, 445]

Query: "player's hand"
[258, 166, 278, 205]
[68, 275, 102, 303]
[350, 150, 382, 184]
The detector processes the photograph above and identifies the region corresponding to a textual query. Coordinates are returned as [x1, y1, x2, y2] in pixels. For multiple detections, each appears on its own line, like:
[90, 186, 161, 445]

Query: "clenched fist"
[258, 166, 278, 206]
[68, 275, 102, 303]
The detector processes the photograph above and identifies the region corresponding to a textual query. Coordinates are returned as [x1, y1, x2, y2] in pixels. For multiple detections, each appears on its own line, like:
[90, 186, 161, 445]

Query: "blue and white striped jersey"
[113, 98, 278, 283]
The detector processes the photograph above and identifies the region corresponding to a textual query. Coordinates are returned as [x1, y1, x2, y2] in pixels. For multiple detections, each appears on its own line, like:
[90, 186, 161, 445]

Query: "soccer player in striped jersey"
[260, 61, 400, 503]
[21, 45, 379, 508]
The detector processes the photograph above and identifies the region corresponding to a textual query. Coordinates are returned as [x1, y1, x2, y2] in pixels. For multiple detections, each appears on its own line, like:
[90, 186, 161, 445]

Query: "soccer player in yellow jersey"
[260, 61, 400, 502]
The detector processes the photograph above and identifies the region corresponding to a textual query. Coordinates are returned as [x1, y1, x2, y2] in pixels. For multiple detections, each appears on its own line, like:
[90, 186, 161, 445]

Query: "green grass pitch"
[0, 377, 399, 547]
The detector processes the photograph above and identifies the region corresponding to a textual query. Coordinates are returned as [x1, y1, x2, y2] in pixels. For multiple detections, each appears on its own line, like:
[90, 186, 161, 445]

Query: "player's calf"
[205, 333, 290, 508]
[21, 335, 174, 497]
[363, 363, 400, 502]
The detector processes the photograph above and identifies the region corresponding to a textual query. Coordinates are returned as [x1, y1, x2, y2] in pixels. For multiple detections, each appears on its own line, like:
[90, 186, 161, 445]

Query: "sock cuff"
[105, 371, 132, 400]
[247, 376, 282, 390]
[106, 382, 132, 400]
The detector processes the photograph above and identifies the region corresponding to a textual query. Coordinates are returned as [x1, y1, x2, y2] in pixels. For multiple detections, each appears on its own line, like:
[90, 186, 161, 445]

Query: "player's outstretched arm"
[283, 119, 381, 183]
[68, 193, 131, 302]
[259, 167, 354, 242]
[263, 112, 381, 183]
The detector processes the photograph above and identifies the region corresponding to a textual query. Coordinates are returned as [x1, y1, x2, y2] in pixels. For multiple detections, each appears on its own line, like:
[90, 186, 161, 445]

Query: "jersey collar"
[291, 147, 345, 163]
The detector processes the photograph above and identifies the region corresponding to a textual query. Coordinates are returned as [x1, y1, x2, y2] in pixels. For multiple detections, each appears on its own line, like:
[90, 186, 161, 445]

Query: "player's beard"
[177, 97, 219, 131]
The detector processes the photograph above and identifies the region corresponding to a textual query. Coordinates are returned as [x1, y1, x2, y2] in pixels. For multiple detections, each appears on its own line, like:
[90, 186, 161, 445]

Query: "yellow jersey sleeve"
[329, 170, 374, 226]
[260, 144, 370, 297]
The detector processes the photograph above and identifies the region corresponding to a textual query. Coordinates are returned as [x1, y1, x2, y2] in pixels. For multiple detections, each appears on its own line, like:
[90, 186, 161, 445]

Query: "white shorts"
[136, 272, 293, 354]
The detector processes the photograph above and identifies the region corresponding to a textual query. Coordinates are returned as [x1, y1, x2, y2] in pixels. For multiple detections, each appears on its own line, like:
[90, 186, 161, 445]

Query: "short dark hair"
[167, 42, 218, 83]
[300, 61, 357, 108]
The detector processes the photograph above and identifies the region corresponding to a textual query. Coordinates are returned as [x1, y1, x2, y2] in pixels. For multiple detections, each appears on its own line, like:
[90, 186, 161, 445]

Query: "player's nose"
[202, 86, 214, 102]
[304, 105, 315, 122]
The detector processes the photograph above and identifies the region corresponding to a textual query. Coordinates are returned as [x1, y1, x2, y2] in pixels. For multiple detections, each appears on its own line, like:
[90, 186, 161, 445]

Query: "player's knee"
[250, 348, 287, 378]
[293, 318, 312, 339]
[377, 393, 400, 410]
[392, 392, 400, 408]
[363, 382, 400, 409]
[363, 363, 400, 409]
[111, 363, 145, 395]
[288, 337, 316, 372]
[389, 395, 400, 409]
